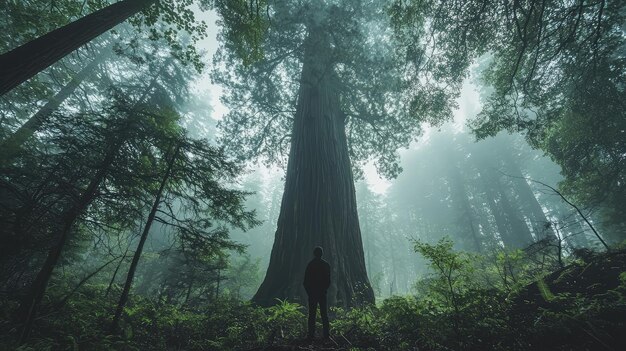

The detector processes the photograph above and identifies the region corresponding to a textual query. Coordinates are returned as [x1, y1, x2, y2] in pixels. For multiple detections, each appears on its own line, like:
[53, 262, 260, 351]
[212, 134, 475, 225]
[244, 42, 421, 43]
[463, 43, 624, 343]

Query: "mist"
[1, 1, 624, 350]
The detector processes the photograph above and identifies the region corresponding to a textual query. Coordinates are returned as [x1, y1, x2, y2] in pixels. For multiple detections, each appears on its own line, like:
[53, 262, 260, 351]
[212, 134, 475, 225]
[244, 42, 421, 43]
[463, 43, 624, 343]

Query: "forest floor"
[246, 336, 362, 351]
[247, 248, 626, 351]
[2, 247, 625, 350]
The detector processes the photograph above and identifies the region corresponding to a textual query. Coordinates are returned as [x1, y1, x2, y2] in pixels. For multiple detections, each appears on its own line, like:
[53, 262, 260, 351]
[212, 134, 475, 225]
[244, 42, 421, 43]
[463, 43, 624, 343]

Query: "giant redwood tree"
[213, 0, 468, 306]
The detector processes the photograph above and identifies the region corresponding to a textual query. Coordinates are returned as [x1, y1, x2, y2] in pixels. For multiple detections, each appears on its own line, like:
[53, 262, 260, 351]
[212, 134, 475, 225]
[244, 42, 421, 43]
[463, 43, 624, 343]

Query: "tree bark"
[110, 143, 179, 333]
[252, 31, 374, 307]
[1, 52, 107, 162]
[0, 0, 156, 96]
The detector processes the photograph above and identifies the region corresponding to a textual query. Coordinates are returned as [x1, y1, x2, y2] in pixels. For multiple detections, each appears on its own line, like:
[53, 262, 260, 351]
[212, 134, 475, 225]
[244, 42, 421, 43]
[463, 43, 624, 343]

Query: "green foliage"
[212, 0, 464, 178]
[331, 304, 379, 344]
[214, 0, 269, 66]
[392, 0, 626, 236]
[266, 299, 305, 340]
[0, 287, 301, 350]
[2, 248, 625, 350]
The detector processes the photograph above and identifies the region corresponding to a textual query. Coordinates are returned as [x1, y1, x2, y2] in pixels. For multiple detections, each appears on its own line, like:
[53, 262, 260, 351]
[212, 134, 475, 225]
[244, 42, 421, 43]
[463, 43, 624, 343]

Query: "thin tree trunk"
[16, 141, 121, 343]
[215, 269, 221, 301]
[566, 215, 591, 247]
[57, 255, 120, 308]
[110, 143, 179, 333]
[449, 164, 482, 252]
[501, 159, 556, 241]
[252, 30, 374, 307]
[366, 236, 373, 276]
[496, 180, 535, 247]
[389, 238, 397, 296]
[105, 256, 125, 298]
[1, 52, 107, 162]
[0, 0, 156, 96]
[184, 275, 194, 305]
[481, 174, 516, 248]
[105, 240, 133, 298]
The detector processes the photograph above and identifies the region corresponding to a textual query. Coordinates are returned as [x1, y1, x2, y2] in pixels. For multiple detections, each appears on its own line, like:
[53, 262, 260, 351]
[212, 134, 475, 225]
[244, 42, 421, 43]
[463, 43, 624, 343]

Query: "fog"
[1, 1, 624, 349]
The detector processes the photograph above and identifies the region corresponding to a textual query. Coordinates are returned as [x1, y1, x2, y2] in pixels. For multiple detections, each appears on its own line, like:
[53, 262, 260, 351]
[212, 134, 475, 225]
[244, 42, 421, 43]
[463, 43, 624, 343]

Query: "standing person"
[303, 246, 331, 340]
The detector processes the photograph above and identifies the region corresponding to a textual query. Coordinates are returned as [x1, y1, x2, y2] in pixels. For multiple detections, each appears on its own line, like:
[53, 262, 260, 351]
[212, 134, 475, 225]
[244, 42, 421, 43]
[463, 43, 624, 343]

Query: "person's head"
[313, 246, 323, 258]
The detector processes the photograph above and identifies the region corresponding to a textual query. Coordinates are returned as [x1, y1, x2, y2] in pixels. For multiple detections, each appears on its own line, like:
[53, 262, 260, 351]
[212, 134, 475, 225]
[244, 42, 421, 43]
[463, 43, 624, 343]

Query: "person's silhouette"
[303, 246, 331, 340]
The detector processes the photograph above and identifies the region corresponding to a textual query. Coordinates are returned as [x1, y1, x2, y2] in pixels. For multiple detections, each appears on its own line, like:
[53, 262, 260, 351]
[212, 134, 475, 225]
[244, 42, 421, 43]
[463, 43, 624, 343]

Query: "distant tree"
[223, 254, 262, 300]
[392, 0, 626, 239]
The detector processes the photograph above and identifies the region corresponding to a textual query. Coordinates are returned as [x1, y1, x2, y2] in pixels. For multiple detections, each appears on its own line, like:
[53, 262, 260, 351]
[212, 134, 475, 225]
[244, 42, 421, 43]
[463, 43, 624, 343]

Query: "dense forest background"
[1, 0, 625, 350]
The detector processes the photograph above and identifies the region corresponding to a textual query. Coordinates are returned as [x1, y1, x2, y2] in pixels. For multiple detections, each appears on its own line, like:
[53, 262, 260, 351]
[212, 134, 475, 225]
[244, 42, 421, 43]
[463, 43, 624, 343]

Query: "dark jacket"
[303, 257, 331, 295]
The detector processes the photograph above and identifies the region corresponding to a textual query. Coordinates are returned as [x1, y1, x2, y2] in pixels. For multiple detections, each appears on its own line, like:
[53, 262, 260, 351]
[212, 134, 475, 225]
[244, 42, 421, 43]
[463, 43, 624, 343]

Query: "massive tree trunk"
[252, 31, 374, 307]
[0, 0, 156, 96]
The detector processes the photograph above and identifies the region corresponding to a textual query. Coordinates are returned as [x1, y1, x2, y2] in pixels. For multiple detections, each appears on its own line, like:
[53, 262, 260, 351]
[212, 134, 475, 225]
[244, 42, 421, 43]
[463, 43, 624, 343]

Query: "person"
[303, 246, 331, 340]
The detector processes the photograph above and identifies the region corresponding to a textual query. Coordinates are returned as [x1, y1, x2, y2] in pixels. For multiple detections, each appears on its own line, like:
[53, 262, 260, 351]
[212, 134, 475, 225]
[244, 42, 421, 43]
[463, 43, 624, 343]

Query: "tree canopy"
[391, 0, 626, 230]
[213, 0, 468, 178]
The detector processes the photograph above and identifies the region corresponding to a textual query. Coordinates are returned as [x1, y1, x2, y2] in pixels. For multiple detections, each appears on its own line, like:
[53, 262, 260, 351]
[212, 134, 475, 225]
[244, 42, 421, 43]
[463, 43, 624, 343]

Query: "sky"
[189, 8, 483, 195]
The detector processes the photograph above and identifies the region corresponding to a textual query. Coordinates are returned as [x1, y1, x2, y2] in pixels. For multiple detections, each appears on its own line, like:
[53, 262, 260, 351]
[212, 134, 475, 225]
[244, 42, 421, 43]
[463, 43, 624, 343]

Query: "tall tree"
[214, 0, 466, 307]
[0, 0, 156, 96]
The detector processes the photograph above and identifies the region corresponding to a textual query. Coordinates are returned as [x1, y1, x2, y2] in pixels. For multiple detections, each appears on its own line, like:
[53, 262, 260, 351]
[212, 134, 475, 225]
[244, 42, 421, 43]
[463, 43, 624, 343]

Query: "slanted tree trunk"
[105, 256, 125, 298]
[252, 31, 374, 307]
[16, 139, 122, 343]
[0, 0, 156, 96]
[14, 67, 161, 339]
[1, 52, 108, 162]
[110, 143, 179, 333]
